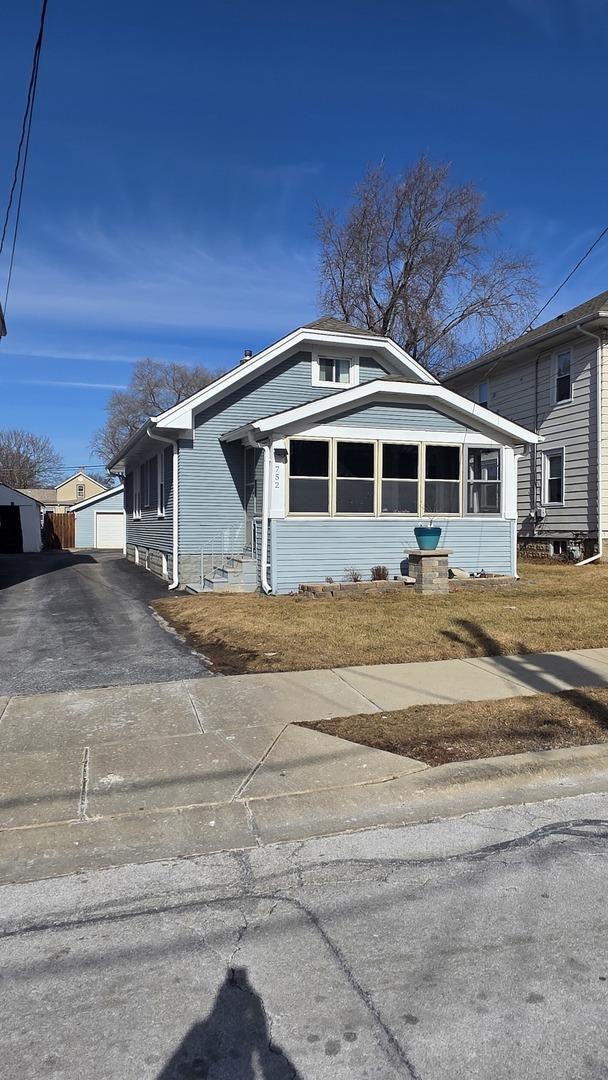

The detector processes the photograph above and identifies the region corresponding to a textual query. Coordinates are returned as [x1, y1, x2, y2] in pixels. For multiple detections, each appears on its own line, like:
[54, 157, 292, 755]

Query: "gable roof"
[152, 322, 436, 429]
[71, 483, 124, 512]
[56, 470, 106, 491]
[445, 289, 608, 382]
[19, 487, 56, 503]
[221, 380, 542, 447]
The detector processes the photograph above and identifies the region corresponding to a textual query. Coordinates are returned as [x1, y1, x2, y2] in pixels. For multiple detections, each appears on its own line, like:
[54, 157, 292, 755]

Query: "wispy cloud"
[6, 219, 318, 340]
[0, 378, 127, 390]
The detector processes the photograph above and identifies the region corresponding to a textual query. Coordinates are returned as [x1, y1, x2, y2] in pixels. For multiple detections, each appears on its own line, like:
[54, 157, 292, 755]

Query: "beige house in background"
[444, 290, 608, 561]
[21, 471, 107, 514]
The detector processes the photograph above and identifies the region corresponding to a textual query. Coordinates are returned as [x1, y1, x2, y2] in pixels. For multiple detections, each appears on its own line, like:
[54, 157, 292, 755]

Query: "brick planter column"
[407, 549, 453, 595]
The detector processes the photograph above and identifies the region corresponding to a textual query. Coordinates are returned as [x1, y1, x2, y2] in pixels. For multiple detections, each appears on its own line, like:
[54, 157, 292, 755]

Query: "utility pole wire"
[0, 0, 49, 325]
[523, 223, 608, 334]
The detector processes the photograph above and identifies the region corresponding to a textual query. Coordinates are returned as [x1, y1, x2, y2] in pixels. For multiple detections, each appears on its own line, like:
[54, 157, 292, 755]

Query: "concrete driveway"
[0, 551, 211, 695]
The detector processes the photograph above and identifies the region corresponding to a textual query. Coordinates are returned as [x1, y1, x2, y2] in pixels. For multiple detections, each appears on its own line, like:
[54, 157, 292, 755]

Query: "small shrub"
[344, 566, 362, 582]
[370, 565, 389, 581]
[325, 576, 334, 584]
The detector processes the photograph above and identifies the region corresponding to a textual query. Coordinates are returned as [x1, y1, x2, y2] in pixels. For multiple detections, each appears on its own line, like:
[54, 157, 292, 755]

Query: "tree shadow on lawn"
[441, 619, 608, 728]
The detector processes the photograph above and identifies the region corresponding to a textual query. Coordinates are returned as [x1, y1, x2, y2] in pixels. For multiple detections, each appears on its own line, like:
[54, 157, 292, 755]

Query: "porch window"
[381, 443, 418, 514]
[424, 446, 460, 514]
[288, 439, 329, 513]
[335, 441, 375, 514]
[467, 448, 501, 514]
[554, 350, 571, 403]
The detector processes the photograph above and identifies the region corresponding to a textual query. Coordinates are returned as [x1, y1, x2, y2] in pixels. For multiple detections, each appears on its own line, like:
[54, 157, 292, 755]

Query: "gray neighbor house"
[444, 290, 608, 561]
[108, 317, 540, 593]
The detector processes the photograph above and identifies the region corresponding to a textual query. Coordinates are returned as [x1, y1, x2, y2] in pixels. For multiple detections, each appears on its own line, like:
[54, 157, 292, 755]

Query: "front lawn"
[305, 686, 608, 765]
[153, 561, 608, 674]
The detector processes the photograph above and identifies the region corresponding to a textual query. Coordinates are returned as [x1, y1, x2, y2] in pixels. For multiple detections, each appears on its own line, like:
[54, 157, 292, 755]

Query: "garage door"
[96, 512, 124, 549]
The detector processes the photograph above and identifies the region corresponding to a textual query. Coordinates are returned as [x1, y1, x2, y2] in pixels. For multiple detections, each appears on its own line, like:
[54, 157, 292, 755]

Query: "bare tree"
[92, 358, 216, 462]
[317, 157, 538, 374]
[0, 429, 63, 488]
[88, 471, 115, 489]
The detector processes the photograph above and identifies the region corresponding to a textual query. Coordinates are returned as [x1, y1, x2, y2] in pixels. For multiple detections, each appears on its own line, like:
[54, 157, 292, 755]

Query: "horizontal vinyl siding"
[271, 518, 514, 593]
[448, 334, 597, 537]
[178, 350, 394, 555]
[322, 402, 468, 430]
[125, 446, 174, 551]
[74, 490, 124, 548]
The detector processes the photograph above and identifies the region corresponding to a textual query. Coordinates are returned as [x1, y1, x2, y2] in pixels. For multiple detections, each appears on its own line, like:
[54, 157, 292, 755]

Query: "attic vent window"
[312, 353, 358, 388]
[76, 483, 85, 499]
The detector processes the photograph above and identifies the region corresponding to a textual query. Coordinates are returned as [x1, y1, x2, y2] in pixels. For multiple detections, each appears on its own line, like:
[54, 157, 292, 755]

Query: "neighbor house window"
[288, 439, 329, 513]
[476, 380, 489, 409]
[157, 452, 165, 517]
[467, 448, 501, 514]
[554, 350, 572, 403]
[312, 354, 357, 388]
[381, 443, 418, 514]
[132, 469, 141, 520]
[335, 441, 375, 514]
[543, 448, 565, 505]
[424, 445, 461, 514]
[76, 483, 85, 499]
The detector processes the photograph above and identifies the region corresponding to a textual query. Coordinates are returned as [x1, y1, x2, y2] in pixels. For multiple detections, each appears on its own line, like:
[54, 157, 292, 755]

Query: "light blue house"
[73, 484, 125, 550]
[108, 318, 541, 592]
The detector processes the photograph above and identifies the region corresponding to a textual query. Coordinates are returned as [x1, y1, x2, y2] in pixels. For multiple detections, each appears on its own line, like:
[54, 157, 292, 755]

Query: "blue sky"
[1, 0, 607, 468]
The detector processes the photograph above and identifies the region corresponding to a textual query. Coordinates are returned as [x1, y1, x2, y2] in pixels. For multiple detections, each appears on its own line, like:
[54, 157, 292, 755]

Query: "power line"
[0, 0, 49, 328]
[524, 223, 608, 334]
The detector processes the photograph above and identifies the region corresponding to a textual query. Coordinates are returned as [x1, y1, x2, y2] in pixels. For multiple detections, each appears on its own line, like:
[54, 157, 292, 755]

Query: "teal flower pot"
[414, 526, 442, 551]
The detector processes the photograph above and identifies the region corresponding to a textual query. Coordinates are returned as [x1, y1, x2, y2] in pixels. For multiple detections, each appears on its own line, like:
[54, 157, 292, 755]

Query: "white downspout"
[147, 427, 180, 589]
[576, 325, 603, 565]
[260, 440, 272, 594]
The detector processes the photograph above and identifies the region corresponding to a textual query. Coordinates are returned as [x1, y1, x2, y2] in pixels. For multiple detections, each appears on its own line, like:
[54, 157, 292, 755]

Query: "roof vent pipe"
[241, 349, 253, 364]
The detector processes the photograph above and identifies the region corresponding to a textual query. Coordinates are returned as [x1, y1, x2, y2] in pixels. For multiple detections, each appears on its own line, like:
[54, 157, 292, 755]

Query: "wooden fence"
[42, 511, 75, 550]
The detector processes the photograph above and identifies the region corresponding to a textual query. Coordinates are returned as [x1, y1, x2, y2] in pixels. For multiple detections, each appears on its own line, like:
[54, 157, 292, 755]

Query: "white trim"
[69, 484, 124, 513]
[224, 380, 541, 447]
[301, 424, 498, 445]
[132, 468, 141, 520]
[153, 326, 437, 432]
[542, 446, 566, 506]
[56, 470, 106, 491]
[156, 450, 165, 518]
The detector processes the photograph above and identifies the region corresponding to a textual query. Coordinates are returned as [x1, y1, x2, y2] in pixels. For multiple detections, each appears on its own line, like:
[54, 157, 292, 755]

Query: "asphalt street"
[0, 551, 211, 695]
[3, 791, 608, 1078]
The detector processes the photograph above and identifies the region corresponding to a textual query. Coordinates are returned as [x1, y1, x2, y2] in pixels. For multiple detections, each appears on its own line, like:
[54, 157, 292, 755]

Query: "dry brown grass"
[153, 560, 608, 675]
[306, 687, 608, 766]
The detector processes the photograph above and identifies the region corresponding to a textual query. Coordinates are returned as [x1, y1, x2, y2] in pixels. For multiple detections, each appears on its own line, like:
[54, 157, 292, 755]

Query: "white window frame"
[312, 352, 359, 389]
[551, 540, 568, 557]
[542, 447, 565, 506]
[551, 349, 572, 406]
[76, 483, 85, 499]
[157, 451, 165, 518]
[132, 468, 141, 520]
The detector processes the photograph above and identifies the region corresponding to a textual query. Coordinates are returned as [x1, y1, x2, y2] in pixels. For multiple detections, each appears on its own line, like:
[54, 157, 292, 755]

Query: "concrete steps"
[187, 554, 258, 593]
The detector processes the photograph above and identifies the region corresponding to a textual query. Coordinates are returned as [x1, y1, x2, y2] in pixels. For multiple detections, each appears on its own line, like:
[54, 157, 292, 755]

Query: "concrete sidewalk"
[3, 646, 608, 883]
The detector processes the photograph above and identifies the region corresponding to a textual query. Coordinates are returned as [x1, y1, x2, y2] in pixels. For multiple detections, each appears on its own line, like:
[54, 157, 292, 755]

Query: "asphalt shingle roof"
[303, 316, 382, 337]
[447, 289, 608, 380]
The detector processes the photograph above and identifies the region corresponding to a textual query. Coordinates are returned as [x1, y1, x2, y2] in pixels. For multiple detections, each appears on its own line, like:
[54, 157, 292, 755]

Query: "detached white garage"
[0, 483, 42, 553]
[73, 484, 125, 550]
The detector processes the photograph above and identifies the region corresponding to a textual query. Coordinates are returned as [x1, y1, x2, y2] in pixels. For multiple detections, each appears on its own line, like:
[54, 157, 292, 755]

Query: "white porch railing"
[202, 524, 245, 587]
